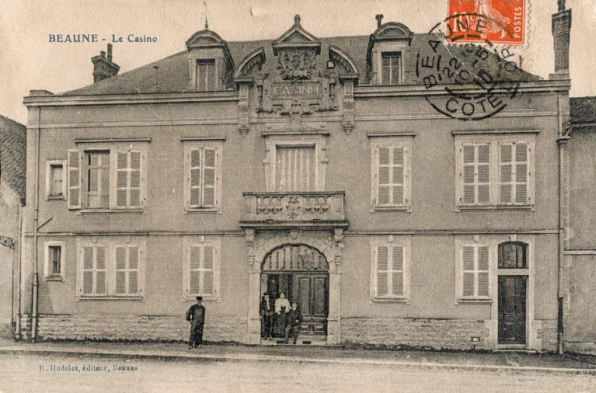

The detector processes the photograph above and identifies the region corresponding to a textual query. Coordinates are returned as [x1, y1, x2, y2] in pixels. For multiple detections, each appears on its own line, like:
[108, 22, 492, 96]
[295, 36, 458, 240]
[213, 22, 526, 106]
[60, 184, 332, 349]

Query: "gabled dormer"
[366, 15, 413, 85]
[186, 29, 235, 91]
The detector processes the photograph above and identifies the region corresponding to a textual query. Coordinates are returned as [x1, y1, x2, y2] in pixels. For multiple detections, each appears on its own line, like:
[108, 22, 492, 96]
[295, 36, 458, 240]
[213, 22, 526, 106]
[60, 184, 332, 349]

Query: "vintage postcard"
[0, 0, 595, 391]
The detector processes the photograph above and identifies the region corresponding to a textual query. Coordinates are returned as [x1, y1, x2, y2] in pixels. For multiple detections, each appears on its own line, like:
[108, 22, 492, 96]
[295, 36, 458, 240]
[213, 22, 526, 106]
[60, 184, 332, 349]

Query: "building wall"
[0, 182, 20, 339]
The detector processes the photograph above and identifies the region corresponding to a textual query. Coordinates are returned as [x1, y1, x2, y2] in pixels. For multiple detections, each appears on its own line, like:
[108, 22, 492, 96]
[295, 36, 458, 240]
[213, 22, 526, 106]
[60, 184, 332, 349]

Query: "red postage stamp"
[447, 0, 526, 45]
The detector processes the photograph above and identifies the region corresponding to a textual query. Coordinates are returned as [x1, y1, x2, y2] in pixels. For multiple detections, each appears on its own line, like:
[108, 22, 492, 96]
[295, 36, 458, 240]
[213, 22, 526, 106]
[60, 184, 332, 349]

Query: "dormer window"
[381, 52, 401, 85]
[196, 59, 216, 91]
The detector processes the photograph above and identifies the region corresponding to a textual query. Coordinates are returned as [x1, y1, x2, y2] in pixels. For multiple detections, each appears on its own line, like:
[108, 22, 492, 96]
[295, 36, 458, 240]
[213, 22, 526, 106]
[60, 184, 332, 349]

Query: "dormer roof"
[271, 14, 321, 55]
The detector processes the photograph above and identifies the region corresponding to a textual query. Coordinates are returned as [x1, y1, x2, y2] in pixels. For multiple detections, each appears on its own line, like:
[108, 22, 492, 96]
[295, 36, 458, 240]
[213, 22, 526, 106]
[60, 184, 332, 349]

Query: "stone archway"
[244, 230, 343, 345]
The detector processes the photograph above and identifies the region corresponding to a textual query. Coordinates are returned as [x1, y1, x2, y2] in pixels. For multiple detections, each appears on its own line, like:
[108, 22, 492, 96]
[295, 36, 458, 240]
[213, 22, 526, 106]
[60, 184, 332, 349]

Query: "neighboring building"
[20, 6, 573, 351]
[0, 115, 26, 339]
[565, 96, 596, 354]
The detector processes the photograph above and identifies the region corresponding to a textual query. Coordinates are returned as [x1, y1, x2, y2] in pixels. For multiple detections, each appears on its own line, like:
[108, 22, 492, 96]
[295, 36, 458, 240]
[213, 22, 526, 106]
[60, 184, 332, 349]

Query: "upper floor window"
[455, 134, 535, 210]
[46, 160, 66, 200]
[68, 142, 148, 211]
[196, 60, 216, 91]
[183, 139, 223, 213]
[275, 146, 316, 191]
[381, 52, 401, 85]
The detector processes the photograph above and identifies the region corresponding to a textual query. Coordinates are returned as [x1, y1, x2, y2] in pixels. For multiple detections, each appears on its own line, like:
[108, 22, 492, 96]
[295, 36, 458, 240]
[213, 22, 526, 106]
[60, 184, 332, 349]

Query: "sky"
[1, 0, 595, 125]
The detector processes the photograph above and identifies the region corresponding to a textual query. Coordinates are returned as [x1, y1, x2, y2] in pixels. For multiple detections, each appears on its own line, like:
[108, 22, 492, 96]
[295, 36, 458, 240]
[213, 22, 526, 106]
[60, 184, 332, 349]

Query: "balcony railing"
[241, 191, 347, 227]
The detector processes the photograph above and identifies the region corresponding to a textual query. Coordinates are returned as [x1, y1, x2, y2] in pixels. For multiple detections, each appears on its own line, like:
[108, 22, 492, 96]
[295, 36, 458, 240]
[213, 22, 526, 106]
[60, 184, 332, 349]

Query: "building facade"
[21, 9, 573, 351]
[0, 115, 26, 339]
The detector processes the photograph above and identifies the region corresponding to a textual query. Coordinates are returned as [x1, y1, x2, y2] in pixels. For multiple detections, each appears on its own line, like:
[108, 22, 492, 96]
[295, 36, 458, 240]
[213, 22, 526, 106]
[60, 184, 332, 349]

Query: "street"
[0, 353, 594, 393]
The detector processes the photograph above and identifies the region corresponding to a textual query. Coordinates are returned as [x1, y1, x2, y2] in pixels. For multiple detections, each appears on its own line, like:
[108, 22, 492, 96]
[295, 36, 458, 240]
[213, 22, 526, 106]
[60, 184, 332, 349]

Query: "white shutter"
[67, 150, 82, 209]
[477, 246, 490, 297]
[95, 247, 107, 295]
[477, 145, 490, 204]
[500, 144, 513, 203]
[82, 246, 94, 294]
[376, 246, 389, 296]
[462, 245, 490, 298]
[116, 152, 128, 208]
[462, 246, 475, 297]
[462, 144, 490, 205]
[189, 246, 201, 294]
[202, 245, 214, 295]
[392, 147, 405, 205]
[129, 152, 142, 208]
[515, 143, 529, 204]
[203, 149, 216, 207]
[462, 145, 476, 204]
[115, 150, 142, 209]
[128, 246, 139, 295]
[189, 149, 202, 208]
[115, 246, 127, 295]
[391, 246, 404, 296]
[377, 147, 391, 205]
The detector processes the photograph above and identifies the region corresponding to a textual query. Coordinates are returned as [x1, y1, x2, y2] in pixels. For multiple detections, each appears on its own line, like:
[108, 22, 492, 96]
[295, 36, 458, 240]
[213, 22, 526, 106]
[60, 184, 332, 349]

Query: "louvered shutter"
[203, 149, 216, 207]
[477, 145, 490, 203]
[500, 144, 513, 203]
[392, 246, 404, 296]
[129, 152, 142, 208]
[462, 144, 490, 205]
[68, 150, 82, 209]
[376, 246, 389, 296]
[515, 143, 529, 204]
[202, 246, 214, 295]
[115, 246, 127, 295]
[82, 247, 94, 294]
[462, 145, 476, 204]
[116, 152, 128, 208]
[462, 246, 475, 297]
[189, 149, 201, 207]
[128, 247, 139, 295]
[477, 246, 490, 297]
[95, 247, 107, 295]
[392, 147, 405, 205]
[188, 246, 201, 294]
[378, 147, 391, 205]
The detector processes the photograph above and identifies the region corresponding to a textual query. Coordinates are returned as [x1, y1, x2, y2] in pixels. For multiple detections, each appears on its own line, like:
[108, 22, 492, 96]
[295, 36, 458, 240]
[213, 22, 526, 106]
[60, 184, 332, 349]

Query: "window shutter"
[189, 149, 201, 208]
[129, 152, 142, 208]
[95, 247, 107, 295]
[129, 246, 139, 295]
[462, 145, 476, 204]
[515, 143, 529, 204]
[477, 145, 490, 203]
[376, 246, 389, 296]
[392, 246, 404, 296]
[203, 149, 216, 207]
[477, 246, 490, 297]
[67, 150, 82, 209]
[116, 152, 128, 208]
[82, 247, 94, 294]
[462, 246, 475, 297]
[392, 147, 405, 205]
[378, 147, 390, 205]
[202, 245, 214, 295]
[115, 246, 126, 295]
[500, 144, 513, 203]
[189, 246, 201, 294]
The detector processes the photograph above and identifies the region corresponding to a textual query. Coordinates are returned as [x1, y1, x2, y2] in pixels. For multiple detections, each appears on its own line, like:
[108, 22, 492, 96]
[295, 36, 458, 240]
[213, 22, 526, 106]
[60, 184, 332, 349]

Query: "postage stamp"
[447, 0, 526, 45]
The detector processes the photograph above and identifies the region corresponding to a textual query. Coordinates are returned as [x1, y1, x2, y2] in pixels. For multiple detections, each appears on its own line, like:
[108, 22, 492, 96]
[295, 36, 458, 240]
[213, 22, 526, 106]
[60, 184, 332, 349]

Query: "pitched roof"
[61, 33, 540, 96]
[0, 115, 26, 200]
[571, 97, 596, 125]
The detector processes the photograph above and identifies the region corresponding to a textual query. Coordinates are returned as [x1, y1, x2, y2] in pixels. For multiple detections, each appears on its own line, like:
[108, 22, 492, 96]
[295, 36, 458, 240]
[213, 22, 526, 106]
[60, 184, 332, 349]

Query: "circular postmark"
[416, 13, 526, 121]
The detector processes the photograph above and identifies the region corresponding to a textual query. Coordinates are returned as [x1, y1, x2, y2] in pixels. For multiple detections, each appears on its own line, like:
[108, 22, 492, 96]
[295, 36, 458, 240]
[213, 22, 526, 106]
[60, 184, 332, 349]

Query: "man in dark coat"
[260, 292, 275, 339]
[284, 302, 302, 344]
[186, 296, 205, 349]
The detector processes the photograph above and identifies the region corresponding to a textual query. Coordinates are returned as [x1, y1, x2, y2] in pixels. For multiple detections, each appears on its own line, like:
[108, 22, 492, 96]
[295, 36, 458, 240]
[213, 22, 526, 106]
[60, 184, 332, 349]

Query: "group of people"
[260, 291, 302, 344]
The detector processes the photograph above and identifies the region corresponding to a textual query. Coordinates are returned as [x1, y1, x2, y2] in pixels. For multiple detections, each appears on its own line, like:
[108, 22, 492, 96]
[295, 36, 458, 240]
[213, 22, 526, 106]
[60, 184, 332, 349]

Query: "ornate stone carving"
[276, 49, 317, 80]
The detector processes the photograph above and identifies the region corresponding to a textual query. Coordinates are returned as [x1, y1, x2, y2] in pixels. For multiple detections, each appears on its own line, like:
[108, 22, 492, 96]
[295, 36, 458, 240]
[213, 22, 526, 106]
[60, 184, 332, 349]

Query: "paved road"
[0, 353, 594, 392]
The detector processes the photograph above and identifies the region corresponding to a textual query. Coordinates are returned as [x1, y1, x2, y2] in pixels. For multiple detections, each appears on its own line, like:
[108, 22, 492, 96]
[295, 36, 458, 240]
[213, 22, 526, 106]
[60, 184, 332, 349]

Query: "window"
[498, 242, 528, 269]
[455, 135, 535, 209]
[68, 144, 148, 211]
[381, 52, 401, 85]
[183, 141, 223, 212]
[275, 146, 316, 191]
[77, 239, 145, 299]
[370, 237, 410, 302]
[46, 161, 66, 199]
[183, 237, 221, 301]
[459, 244, 490, 300]
[44, 241, 65, 281]
[370, 136, 412, 211]
[196, 60, 216, 91]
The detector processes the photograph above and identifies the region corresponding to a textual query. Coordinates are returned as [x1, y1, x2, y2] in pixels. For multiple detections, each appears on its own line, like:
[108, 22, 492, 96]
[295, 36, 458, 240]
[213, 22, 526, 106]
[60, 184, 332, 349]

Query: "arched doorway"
[261, 244, 329, 343]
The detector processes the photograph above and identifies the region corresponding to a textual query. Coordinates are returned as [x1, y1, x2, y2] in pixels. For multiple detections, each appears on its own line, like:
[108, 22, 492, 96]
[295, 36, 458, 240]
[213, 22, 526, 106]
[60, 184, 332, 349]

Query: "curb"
[1, 346, 595, 375]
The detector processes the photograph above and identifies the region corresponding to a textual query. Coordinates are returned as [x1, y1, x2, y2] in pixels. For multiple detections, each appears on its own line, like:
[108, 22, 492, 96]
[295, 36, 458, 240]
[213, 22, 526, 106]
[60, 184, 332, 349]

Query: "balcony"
[240, 191, 347, 229]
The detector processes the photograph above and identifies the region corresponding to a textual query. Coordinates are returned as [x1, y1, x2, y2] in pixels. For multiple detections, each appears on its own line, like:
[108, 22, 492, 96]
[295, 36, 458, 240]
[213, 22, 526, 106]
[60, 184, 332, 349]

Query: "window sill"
[78, 208, 145, 214]
[182, 295, 220, 302]
[76, 296, 144, 301]
[370, 297, 409, 304]
[371, 205, 411, 213]
[457, 204, 534, 212]
[45, 276, 64, 282]
[457, 298, 493, 304]
[184, 207, 222, 214]
[46, 195, 65, 201]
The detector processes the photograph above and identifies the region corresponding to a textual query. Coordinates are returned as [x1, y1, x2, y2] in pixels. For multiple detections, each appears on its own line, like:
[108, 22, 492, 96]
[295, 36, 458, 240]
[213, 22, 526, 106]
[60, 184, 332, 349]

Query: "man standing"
[284, 302, 302, 344]
[260, 292, 275, 339]
[186, 296, 205, 349]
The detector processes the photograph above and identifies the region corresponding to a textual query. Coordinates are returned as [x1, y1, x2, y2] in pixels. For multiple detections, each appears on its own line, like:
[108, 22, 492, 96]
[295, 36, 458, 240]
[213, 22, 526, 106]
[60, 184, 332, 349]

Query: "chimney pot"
[107, 44, 113, 62]
[100, 51, 106, 59]
[375, 14, 384, 28]
[92, 45, 120, 83]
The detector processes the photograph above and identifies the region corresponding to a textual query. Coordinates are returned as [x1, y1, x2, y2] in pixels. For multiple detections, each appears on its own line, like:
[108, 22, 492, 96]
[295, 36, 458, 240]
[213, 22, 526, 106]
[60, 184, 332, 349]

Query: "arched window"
[498, 242, 528, 269]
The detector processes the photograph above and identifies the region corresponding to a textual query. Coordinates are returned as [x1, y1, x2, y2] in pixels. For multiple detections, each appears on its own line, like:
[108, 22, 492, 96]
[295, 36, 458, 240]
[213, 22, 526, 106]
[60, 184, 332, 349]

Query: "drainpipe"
[31, 107, 41, 342]
[14, 201, 24, 340]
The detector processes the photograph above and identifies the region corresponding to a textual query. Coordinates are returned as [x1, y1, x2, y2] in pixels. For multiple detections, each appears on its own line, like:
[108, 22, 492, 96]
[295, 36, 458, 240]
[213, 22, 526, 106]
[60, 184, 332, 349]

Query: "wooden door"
[498, 276, 527, 344]
[293, 274, 328, 321]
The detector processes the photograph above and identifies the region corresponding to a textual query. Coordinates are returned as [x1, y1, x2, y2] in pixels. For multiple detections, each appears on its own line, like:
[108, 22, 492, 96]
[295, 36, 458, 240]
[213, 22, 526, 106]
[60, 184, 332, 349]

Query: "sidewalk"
[1, 340, 595, 375]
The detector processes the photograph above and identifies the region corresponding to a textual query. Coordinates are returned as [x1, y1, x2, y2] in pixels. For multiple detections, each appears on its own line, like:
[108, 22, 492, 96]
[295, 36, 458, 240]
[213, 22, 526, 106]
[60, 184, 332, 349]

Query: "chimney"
[375, 14, 384, 28]
[91, 44, 120, 83]
[550, 0, 572, 79]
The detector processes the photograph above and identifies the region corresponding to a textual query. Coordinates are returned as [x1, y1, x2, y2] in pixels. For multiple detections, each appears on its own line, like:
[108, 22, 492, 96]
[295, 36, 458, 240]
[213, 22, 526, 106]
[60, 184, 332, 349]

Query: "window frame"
[44, 241, 65, 281]
[195, 59, 217, 91]
[381, 51, 402, 85]
[182, 236, 221, 302]
[45, 160, 67, 200]
[454, 133, 536, 211]
[370, 135, 413, 212]
[68, 142, 149, 213]
[76, 238, 145, 300]
[182, 140, 223, 213]
[370, 236, 411, 303]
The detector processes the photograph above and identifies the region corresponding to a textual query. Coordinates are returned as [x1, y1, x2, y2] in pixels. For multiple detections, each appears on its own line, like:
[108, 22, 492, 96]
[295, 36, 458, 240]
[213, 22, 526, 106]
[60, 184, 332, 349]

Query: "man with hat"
[186, 296, 206, 349]
[260, 292, 275, 339]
